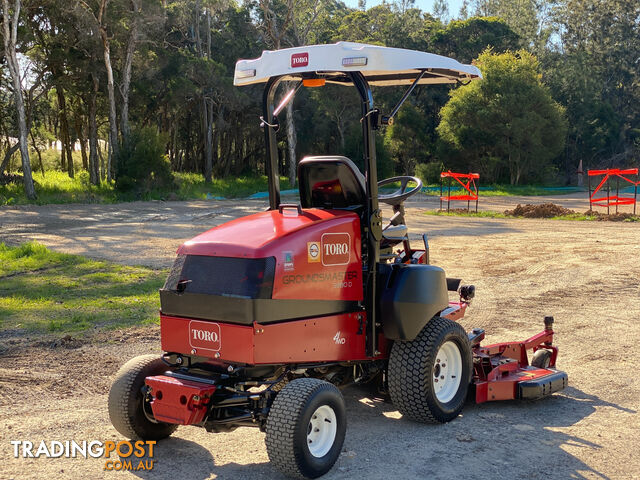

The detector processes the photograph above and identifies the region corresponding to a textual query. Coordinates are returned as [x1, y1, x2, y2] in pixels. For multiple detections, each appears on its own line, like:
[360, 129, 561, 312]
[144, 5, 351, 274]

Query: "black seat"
[298, 156, 366, 210]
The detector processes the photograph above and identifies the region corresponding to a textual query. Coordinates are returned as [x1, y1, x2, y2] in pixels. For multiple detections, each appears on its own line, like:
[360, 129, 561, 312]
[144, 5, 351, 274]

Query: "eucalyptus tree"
[1, 0, 36, 198]
[74, 0, 119, 180]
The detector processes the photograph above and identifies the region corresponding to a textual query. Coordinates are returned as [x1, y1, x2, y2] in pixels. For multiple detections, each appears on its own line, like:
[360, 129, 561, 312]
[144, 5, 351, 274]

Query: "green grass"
[549, 213, 640, 222]
[425, 209, 640, 222]
[0, 242, 166, 335]
[425, 209, 509, 219]
[169, 173, 289, 200]
[0, 171, 117, 205]
[0, 169, 288, 206]
[421, 184, 578, 197]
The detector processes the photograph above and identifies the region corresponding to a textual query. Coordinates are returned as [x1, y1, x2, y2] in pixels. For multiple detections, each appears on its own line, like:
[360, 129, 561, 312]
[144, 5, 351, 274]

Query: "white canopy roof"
[234, 42, 481, 87]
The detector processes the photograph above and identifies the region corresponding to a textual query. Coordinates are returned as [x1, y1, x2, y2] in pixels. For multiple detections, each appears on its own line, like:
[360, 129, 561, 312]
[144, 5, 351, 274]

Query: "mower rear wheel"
[108, 355, 178, 440]
[388, 316, 472, 423]
[531, 349, 552, 368]
[265, 378, 346, 479]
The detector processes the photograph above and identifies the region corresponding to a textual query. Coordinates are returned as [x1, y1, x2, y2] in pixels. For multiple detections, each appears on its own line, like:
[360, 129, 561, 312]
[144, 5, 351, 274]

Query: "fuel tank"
[160, 208, 363, 326]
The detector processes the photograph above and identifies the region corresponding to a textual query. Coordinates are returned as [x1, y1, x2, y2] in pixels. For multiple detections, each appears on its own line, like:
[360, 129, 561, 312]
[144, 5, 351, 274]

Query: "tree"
[384, 103, 430, 174]
[437, 50, 567, 184]
[120, 0, 141, 150]
[431, 16, 520, 64]
[546, 0, 640, 168]
[432, 0, 449, 24]
[468, 0, 551, 53]
[459, 0, 470, 19]
[1, 0, 36, 199]
[76, 0, 119, 181]
[258, 0, 327, 187]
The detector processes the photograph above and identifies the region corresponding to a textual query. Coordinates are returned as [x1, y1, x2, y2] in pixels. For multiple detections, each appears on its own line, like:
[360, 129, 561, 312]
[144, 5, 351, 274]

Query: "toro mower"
[108, 43, 568, 479]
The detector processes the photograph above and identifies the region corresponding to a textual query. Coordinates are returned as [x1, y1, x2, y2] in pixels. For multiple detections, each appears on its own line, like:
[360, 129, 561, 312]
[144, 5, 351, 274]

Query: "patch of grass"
[425, 209, 640, 222]
[170, 173, 290, 200]
[421, 184, 579, 197]
[0, 170, 117, 205]
[425, 209, 509, 219]
[0, 162, 289, 205]
[0, 242, 166, 335]
[548, 213, 640, 222]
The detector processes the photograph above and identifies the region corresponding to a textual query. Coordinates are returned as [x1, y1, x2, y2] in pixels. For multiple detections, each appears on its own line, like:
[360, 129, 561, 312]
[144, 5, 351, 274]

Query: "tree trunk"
[204, 98, 214, 183]
[171, 125, 178, 168]
[2, 0, 36, 199]
[286, 100, 297, 187]
[29, 130, 45, 176]
[107, 140, 112, 182]
[205, 7, 211, 58]
[74, 109, 88, 171]
[0, 142, 19, 174]
[336, 115, 345, 152]
[194, 0, 201, 55]
[88, 75, 100, 185]
[120, 0, 139, 149]
[99, 22, 119, 178]
[56, 86, 74, 178]
[97, 138, 105, 181]
[54, 112, 65, 171]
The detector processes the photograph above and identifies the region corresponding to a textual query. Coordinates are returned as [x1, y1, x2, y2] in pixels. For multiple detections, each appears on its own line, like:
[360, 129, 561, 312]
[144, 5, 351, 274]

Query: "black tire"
[265, 378, 346, 479]
[388, 316, 472, 423]
[108, 354, 178, 440]
[531, 349, 552, 368]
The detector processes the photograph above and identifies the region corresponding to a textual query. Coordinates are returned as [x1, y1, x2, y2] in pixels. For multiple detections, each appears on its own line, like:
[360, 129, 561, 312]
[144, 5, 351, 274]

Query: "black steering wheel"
[377, 176, 423, 206]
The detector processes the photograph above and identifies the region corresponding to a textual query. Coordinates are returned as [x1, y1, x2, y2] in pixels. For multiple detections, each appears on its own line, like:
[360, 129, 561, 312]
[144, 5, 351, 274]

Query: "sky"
[342, 0, 466, 18]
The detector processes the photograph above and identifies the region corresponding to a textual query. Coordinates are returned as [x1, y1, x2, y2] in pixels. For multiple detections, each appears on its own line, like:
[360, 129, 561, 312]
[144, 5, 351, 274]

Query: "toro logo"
[291, 52, 309, 68]
[189, 320, 221, 352]
[321, 232, 351, 266]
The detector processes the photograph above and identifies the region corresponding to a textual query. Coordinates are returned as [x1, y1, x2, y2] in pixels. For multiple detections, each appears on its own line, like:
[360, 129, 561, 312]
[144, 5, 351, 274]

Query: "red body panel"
[441, 301, 468, 322]
[161, 313, 388, 364]
[162, 315, 254, 363]
[179, 208, 362, 302]
[145, 375, 216, 425]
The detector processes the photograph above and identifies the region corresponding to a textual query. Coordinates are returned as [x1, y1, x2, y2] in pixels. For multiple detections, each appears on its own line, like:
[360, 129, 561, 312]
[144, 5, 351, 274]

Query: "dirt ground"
[1, 195, 639, 479]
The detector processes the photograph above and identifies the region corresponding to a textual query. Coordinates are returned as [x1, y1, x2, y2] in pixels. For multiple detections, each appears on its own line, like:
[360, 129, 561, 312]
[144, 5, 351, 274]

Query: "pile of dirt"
[505, 203, 575, 218]
[584, 210, 639, 221]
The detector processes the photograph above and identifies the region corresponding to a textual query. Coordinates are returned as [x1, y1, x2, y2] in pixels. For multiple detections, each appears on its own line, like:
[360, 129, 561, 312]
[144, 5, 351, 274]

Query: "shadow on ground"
[124, 385, 633, 480]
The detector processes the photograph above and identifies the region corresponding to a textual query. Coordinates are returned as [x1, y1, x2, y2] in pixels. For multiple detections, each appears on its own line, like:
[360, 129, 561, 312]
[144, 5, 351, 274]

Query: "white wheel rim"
[433, 341, 463, 403]
[306, 405, 337, 458]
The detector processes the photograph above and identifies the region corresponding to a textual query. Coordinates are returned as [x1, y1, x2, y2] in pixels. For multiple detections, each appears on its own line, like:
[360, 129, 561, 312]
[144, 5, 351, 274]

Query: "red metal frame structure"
[587, 168, 639, 215]
[471, 316, 563, 403]
[440, 171, 480, 212]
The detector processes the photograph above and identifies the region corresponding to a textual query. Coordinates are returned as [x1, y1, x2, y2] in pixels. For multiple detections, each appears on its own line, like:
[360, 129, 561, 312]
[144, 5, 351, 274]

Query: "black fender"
[378, 263, 449, 341]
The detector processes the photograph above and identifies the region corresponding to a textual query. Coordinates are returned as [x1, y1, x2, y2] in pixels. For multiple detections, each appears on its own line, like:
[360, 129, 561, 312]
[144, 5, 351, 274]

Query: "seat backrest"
[298, 156, 366, 210]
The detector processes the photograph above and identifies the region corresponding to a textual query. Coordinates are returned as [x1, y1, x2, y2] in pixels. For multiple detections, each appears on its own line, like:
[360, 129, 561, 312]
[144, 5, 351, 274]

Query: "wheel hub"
[433, 341, 463, 403]
[306, 405, 337, 458]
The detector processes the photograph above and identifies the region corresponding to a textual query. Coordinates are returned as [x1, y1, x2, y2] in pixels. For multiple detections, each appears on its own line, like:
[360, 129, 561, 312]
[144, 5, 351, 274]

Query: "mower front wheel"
[108, 355, 178, 440]
[388, 316, 472, 423]
[265, 378, 346, 479]
[531, 349, 552, 368]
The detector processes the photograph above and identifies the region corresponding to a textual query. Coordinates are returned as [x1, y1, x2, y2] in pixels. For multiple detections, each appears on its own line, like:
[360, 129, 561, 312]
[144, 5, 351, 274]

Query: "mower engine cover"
[160, 208, 363, 328]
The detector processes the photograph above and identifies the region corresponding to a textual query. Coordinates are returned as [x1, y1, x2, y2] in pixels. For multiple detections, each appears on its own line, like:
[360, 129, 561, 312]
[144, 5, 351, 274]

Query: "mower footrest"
[145, 375, 217, 425]
[517, 370, 568, 400]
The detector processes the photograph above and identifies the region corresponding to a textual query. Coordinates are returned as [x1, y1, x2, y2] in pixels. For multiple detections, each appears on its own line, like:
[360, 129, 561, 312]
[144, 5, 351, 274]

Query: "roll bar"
[261, 72, 381, 356]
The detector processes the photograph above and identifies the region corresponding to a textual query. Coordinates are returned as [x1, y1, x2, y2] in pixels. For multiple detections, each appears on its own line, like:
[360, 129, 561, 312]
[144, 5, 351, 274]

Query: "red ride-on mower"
[108, 43, 567, 479]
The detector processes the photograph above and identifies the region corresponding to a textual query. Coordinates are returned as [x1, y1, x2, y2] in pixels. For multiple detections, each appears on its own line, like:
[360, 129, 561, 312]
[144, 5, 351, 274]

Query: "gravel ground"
[1, 195, 639, 480]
